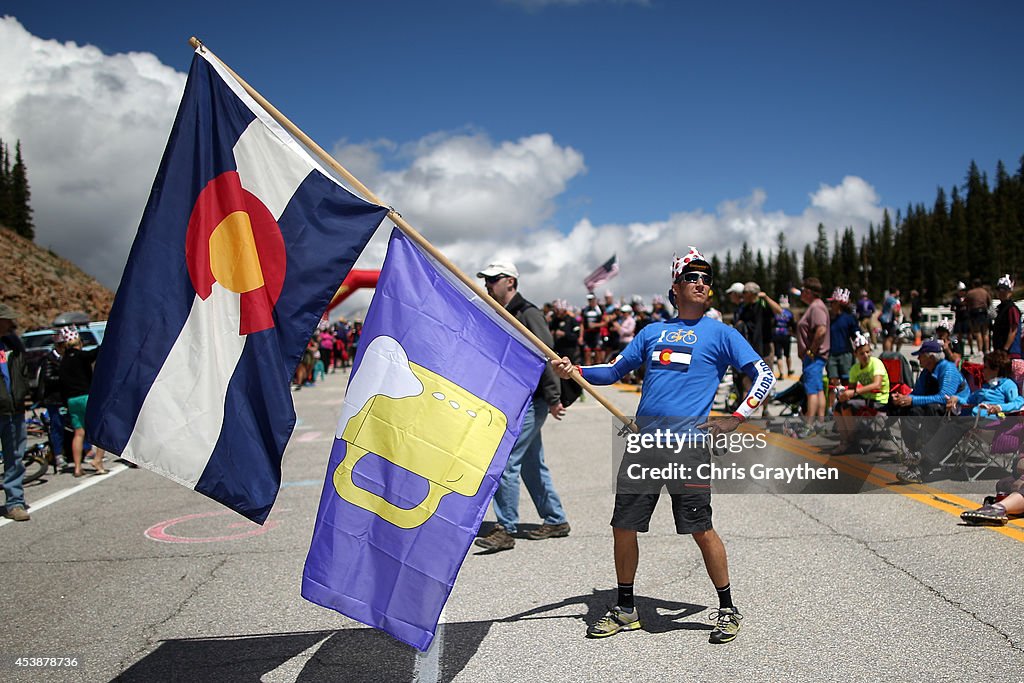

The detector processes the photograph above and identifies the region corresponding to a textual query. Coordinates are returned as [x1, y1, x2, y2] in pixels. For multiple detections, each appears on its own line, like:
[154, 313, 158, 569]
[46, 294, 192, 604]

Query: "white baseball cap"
[476, 261, 519, 279]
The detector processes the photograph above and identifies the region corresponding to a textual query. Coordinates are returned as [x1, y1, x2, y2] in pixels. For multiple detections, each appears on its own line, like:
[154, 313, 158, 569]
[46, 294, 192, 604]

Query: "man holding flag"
[553, 246, 775, 645]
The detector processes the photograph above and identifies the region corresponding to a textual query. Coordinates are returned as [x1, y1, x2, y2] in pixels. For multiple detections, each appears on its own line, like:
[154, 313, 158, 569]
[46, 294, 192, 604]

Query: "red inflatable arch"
[326, 269, 380, 313]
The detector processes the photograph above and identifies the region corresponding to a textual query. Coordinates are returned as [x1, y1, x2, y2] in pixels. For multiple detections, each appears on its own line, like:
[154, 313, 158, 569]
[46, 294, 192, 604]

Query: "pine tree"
[838, 227, 857, 290]
[9, 141, 34, 240]
[879, 211, 895, 292]
[949, 186, 969, 284]
[930, 187, 953, 295]
[802, 244, 817, 281]
[964, 160, 994, 282]
[0, 140, 11, 227]
[813, 223, 831, 289]
[992, 160, 1020, 278]
[773, 232, 791, 297]
[753, 250, 767, 287]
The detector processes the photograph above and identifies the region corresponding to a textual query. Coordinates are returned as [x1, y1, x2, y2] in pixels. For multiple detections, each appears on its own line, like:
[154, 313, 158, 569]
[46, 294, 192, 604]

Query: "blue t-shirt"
[830, 312, 860, 355]
[583, 316, 760, 420]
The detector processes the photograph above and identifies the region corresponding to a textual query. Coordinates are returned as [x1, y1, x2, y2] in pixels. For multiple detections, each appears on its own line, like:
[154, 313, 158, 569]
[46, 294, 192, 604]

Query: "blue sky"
[3, 1, 1022, 310]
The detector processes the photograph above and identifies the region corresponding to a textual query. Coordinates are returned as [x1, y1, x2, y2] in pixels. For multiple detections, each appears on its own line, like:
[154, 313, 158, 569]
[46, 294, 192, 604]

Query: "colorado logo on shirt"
[651, 345, 693, 372]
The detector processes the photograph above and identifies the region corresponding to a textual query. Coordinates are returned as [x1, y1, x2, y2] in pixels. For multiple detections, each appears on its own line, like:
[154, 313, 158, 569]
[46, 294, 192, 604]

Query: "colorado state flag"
[87, 48, 389, 523]
[302, 230, 545, 650]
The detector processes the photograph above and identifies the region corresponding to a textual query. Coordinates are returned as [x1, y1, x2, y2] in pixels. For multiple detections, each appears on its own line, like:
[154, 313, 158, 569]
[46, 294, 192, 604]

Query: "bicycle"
[22, 405, 57, 484]
[1, 439, 50, 486]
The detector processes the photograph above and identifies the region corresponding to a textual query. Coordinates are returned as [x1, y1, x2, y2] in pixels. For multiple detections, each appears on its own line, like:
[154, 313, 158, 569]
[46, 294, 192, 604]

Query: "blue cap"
[912, 340, 942, 355]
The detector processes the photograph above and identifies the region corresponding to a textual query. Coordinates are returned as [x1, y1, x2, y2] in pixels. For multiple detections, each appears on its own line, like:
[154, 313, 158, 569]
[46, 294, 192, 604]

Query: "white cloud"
[333, 131, 587, 242]
[0, 17, 887, 319]
[337, 175, 887, 320]
[0, 16, 186, 288]
[809, 175, 882, 222]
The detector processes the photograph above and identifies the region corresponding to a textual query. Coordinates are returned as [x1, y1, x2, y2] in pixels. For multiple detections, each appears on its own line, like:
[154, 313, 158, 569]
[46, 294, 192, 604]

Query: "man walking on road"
[552, 247, 775, 644]
[474, 261, 570, 552]
[0, 303, 31, 522]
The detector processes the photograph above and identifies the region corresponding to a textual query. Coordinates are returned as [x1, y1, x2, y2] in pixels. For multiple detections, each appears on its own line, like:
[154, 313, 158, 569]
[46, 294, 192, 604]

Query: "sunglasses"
[483, 275, 507, 284]
[677, 272, 713, 286]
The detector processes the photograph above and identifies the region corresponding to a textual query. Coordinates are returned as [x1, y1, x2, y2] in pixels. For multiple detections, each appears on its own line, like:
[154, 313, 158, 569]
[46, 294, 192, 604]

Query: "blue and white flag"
[87, 49, 389, 523]
[302, 229, 545, 650]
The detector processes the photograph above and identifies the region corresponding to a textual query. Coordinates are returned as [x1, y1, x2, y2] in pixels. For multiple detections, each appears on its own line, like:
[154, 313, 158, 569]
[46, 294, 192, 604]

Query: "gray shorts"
[827, 352, 854, 381]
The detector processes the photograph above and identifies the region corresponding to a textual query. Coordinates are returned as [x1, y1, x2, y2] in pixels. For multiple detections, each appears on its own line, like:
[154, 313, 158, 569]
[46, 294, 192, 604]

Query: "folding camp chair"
[879, 351, 916, 393]
[838, 352, 913, 458]
[946, 359, 1024, 480]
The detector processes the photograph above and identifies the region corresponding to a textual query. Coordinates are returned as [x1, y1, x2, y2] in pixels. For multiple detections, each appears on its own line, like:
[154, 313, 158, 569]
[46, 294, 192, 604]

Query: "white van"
[919, 306, 953, 337]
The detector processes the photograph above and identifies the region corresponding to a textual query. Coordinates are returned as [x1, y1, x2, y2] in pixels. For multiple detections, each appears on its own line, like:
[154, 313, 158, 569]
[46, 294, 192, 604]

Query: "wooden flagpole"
[187, 37, 636, 432]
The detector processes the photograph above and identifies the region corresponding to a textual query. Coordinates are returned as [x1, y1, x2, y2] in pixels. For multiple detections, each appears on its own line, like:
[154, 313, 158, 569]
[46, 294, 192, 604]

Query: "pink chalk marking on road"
[144, 509, 283, 543]
[296, 431, 323, 442]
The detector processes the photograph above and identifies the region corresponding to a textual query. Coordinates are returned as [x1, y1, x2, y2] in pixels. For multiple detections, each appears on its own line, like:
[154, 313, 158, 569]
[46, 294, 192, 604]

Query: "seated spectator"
[897, 350, 1022, 483]
[888, 339, 970, 464]
[830, 332, 890, 454]
[960, 454, 1024, 525]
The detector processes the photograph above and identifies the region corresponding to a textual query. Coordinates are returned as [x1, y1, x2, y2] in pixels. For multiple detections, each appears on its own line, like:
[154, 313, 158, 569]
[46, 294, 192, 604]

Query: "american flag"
[583, 254, 619, 291]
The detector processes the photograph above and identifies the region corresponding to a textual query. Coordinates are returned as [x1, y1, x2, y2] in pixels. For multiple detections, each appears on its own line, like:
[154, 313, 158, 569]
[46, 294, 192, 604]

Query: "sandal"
[93, 467, 109, 475]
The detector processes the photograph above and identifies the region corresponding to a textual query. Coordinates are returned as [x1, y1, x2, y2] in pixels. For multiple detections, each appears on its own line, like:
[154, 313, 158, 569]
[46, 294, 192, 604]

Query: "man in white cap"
[0, 302, 31, 521]
[474, 261, 570, 551]
[553, 247, 776, 645]
[725, 282, 745, 308]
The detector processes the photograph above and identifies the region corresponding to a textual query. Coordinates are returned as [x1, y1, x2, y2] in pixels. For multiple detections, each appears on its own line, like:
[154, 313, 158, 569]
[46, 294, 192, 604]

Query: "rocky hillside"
[0, 225, 115, 331]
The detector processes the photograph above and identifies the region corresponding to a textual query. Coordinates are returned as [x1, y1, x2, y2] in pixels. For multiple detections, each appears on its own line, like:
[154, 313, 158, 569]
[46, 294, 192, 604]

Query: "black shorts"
[969, 308, 989, 333]
[773, 336, 791, 360]
[611, 492, 713, 534]
[583, 331, 601, 350]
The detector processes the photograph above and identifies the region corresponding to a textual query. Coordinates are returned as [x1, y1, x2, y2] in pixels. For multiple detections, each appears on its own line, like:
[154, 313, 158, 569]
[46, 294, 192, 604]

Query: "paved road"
[2, 368, 1023, 682]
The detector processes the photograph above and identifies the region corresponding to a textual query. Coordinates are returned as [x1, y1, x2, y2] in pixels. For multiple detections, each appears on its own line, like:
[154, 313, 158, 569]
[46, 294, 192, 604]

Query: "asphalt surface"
[2, 364, 1023, 682]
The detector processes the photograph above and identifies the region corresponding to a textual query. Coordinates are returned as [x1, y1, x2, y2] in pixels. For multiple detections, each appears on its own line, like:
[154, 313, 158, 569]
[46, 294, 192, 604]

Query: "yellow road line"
[749, 422, 1024, 543]
[652, 408, 1022, 540]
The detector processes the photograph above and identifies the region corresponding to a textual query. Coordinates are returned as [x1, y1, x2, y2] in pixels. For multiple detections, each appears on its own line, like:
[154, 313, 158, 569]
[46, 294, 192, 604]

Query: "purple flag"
[302, 229, 545, 650]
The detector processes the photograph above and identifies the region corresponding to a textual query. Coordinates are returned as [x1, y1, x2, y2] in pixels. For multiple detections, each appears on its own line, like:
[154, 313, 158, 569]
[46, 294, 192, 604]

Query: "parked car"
[21, 320, 106, 395]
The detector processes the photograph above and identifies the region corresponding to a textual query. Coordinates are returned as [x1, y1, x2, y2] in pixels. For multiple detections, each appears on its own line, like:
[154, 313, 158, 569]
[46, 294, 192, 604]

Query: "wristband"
[731, 411, 746, 422]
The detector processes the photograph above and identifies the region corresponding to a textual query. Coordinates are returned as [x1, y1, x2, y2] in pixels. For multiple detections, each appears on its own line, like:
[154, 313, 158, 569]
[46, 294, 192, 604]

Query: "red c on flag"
[185, 171, 287, 334]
